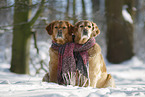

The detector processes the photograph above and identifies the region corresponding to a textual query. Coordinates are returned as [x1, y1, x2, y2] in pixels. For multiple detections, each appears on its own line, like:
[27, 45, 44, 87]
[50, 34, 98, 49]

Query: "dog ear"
[65, 21, 74, 35]
[73, 21, 82, 33]
[91, 22, 100, 37]
[45, 22, 55, 35]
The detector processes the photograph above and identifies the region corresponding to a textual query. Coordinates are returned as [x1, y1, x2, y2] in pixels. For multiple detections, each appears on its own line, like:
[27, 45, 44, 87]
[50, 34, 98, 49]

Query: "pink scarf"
[51, 38, 96, 86]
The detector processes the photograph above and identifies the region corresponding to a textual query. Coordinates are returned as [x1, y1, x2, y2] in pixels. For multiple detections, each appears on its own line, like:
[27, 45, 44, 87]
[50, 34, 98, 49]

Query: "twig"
[32, 31, 39, 54]
[40, 60, 48, 73]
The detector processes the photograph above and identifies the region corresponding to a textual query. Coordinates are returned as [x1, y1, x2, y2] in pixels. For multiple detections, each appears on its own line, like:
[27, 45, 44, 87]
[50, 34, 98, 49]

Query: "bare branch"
[29, 0, 45, 26]
[32, 31, 39, 54]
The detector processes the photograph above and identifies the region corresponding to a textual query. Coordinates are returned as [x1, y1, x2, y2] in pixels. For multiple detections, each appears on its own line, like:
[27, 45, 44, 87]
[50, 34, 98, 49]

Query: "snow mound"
[0, 56, 145, 97]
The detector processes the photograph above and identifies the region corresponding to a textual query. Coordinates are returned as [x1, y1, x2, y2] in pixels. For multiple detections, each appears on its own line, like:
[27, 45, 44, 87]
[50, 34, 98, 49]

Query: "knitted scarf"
[51, 38, 96, 86]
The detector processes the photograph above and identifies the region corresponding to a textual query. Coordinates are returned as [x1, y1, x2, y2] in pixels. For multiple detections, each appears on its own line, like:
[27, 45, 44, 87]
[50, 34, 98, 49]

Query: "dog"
[73, 20, 115, 88]
[42, 20, 74, 83]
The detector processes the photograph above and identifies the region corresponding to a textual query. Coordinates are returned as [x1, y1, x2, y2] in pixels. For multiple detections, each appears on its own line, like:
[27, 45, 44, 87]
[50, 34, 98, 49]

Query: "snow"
[0, 42, 145, 97]
[0, 29, 4, 34]
[122, 5, 133, 24]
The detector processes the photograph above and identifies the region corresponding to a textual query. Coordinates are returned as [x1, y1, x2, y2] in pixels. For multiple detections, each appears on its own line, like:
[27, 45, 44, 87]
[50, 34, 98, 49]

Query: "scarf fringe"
[77, 70, 90, 87]
[62, 71, 90, 87]
[62, 72, 76, 86]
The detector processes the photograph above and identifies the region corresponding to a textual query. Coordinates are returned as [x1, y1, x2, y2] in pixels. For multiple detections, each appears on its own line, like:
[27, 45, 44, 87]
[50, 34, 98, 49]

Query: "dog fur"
[42, 20, 74, 83]
[74, 20, 115, 88]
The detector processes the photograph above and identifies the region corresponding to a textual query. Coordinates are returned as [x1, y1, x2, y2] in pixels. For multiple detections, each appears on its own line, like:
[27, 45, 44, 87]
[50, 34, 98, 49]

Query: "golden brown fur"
[74, 20, 115, 88]
[42, 20, 74, 83]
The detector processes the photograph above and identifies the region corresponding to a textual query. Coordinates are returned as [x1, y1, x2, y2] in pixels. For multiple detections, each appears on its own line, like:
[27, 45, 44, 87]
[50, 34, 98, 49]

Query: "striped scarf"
[51, 38, 95, 86]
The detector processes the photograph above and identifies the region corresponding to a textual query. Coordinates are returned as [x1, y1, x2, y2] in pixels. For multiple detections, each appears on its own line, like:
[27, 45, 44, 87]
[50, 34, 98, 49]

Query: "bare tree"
[10, 0, 45, 74]
[0, 0, 9, 25]
[105, 0, 134, 63]
[92, 0, 100, 12]
[73, 0, 77, 24]
[82, 0, 87, 20]
[66, 0, 70, 19]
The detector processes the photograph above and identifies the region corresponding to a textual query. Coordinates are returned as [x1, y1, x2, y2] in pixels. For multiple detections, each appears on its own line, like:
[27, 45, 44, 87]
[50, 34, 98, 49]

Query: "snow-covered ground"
[0, 41, 145, 97]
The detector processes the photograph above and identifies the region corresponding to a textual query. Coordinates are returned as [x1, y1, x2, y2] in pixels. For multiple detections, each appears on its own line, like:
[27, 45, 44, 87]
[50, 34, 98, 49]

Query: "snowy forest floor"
[0, 55, 145, 97]
[0, 39, 145, 97]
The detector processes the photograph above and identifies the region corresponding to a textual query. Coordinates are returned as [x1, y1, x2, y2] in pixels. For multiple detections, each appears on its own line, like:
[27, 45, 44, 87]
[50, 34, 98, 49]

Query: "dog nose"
[58, 30, 62, 34]
[58, 30, 62, 33]
[83, 29, 88, 35]
[57, 30, 62, 37]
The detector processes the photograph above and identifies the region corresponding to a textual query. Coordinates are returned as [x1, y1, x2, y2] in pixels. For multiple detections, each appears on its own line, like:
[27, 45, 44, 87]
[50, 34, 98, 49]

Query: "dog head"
[74, 20, 100, 44]
[46, 20, 74, 45]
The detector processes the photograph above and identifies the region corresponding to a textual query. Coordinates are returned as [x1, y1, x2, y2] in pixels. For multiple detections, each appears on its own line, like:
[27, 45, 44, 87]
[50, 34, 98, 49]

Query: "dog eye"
[80, 25, 83, 27]
[88, 26, 91, 28]
[55, 27, 58, 29]
[63, 27, 66, 29]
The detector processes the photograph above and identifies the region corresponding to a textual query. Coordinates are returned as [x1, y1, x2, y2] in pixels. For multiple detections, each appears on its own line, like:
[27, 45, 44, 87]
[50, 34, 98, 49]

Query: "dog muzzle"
[83, 29, 88, 36]
[57, 30, 63, 38]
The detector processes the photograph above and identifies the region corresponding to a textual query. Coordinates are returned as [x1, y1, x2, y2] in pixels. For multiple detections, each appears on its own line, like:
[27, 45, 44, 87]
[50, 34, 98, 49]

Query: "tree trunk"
[73, 0, 77, 24]
[65, 0, 70, 20]
[105, 0, 134, 63]
[82, 0, 87, 20]
[92, 0, 100, 12]
[10, 0, 32, 74]
[91, 0, 100, 22]
[10, 0, 45, 74]
[66, 0, 70, 14]
[0, 0, 9, 24]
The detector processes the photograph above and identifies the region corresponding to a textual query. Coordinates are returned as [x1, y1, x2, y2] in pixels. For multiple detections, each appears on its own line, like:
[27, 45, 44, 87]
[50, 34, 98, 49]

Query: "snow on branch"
[122, 5, 133, 24]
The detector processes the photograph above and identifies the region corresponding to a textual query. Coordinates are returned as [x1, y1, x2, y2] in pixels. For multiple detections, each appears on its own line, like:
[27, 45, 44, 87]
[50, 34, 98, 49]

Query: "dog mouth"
[57, 30, 63, 38]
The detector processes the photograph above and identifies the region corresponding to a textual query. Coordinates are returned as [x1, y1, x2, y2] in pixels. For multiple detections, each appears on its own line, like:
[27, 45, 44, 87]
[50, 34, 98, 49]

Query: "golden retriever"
[73, 20, 115, 88]
[42, 20, 74, 83]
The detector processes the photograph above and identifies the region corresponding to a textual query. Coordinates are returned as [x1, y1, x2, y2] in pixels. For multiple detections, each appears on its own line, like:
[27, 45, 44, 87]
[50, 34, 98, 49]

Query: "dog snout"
[83, 29, 88, 35]
[58, 30, 62, 33]
[57, 30, 62, 37]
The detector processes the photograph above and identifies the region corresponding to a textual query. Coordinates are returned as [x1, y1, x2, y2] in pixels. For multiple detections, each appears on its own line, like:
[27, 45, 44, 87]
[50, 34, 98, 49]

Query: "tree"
[81, 0, 87, 20]
[0, 0, 9, 25]
[105, 0, 134, 63]
[10, 0, 45, 74]
[66, 0, 70, 19]
[92, 0, 100, 12]
[73, 0, 77, 24]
